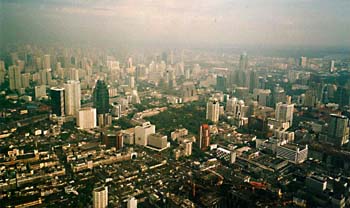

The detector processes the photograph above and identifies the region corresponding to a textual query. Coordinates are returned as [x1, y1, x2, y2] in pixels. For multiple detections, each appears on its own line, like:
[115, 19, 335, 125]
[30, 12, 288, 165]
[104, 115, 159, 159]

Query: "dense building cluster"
[1, 44, 350, 207]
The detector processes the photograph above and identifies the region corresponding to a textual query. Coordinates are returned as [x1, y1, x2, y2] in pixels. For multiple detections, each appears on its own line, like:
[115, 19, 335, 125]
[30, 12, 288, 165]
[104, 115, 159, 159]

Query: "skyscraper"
[9, 65, 22, 91]
[275, 102, 294, 127]
[64, 80, 81, 116]
[93, 186, 108, 208]
[43, 54, 51, 69]
[93, 80, 110, 115]
[327, 114, 349, 146]
[50, 87, 65, 117]
[199, 124, 210, 150]
[206, 98, 220, 123]
[0, 60, 5, 84]
[239, 53, 248, 71]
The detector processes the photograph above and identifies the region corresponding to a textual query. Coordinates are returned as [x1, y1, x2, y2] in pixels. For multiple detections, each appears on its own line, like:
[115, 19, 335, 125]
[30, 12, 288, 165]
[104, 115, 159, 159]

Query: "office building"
[275, 102, 294, 127]
[199, 124, 210, 150]
[135, 122, 156, 146]
[50, 87, 65, 117]
[77, 107, 97, 129]
[216, 75, 227, 92]
[64, 80, 81, 116]
[327, 114, 349, 146]
[101, 131, 124, 150]
[206, 98, 220, 123]
[93, 80, 110, 115]
[93, 186, 108, 208]
[93, 80, 110, 126]
[147, 133, 168, 149]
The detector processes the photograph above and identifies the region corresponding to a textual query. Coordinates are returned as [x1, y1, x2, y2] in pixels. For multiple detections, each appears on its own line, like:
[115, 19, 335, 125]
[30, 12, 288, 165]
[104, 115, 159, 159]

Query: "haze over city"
[1, 0, 350, 49]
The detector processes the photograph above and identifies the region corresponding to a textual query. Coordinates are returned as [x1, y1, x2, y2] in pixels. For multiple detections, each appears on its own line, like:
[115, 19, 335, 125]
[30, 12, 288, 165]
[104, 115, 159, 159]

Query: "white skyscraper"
[206, 98, 220, 123]
[93, 186, 108, 208]
[275, 102, 294, 126]
[64, 80, 81, 116]
[77, 107, 97, 129]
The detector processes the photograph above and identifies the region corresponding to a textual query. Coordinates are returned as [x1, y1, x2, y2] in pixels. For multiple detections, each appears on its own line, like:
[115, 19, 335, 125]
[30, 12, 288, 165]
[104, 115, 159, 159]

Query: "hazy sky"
[1, 0, 350, 48]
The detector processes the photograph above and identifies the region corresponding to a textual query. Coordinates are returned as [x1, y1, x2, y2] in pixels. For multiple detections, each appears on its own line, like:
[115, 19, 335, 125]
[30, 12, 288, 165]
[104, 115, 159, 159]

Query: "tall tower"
[93, 80, 110, 115]
[43, 54, 51, 69]
[199, 124, 210, 150]
[50, 87, 65, 117]
[206, 98, 220, 123]
[93, 186, 108, 208]
[9, 65, 22, 91]
[239, 53, 248, 71]
[275, 102, 294, 126]
[64, 80, 81, 116]
[93, 80, 110, 127]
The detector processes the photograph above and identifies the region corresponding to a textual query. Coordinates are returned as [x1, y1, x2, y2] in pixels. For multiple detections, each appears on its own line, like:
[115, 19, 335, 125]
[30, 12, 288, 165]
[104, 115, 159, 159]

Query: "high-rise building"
[50, 87, 65, 117]
[216, 75, 227, 92]
[135, 122, 156, 146]
[329, 60, 336, 72]
[327, 114, 349, 146]
[275, 102, 294, 127]
[239, 53, 248, 71]
[93, 186, 108, 208]
[93, 80, 110, 127]
[206, 98, 220, 123]
[93, 80, 110, 115]
[299, 56, 307, 68]
[127, 197, 137, 208]
[9, 65, 22, 91]
[129, 76, 135, 89]
[39, 68, 52, 85]
[253, 89, 271, 107]
[0, 60, 5, 84]
[77, 107, 97, 129]
[21, 73, 30, 89]
[64, 80, 81, 116]
[43, 54, 51, 69]
[199, 124, 210, 150]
